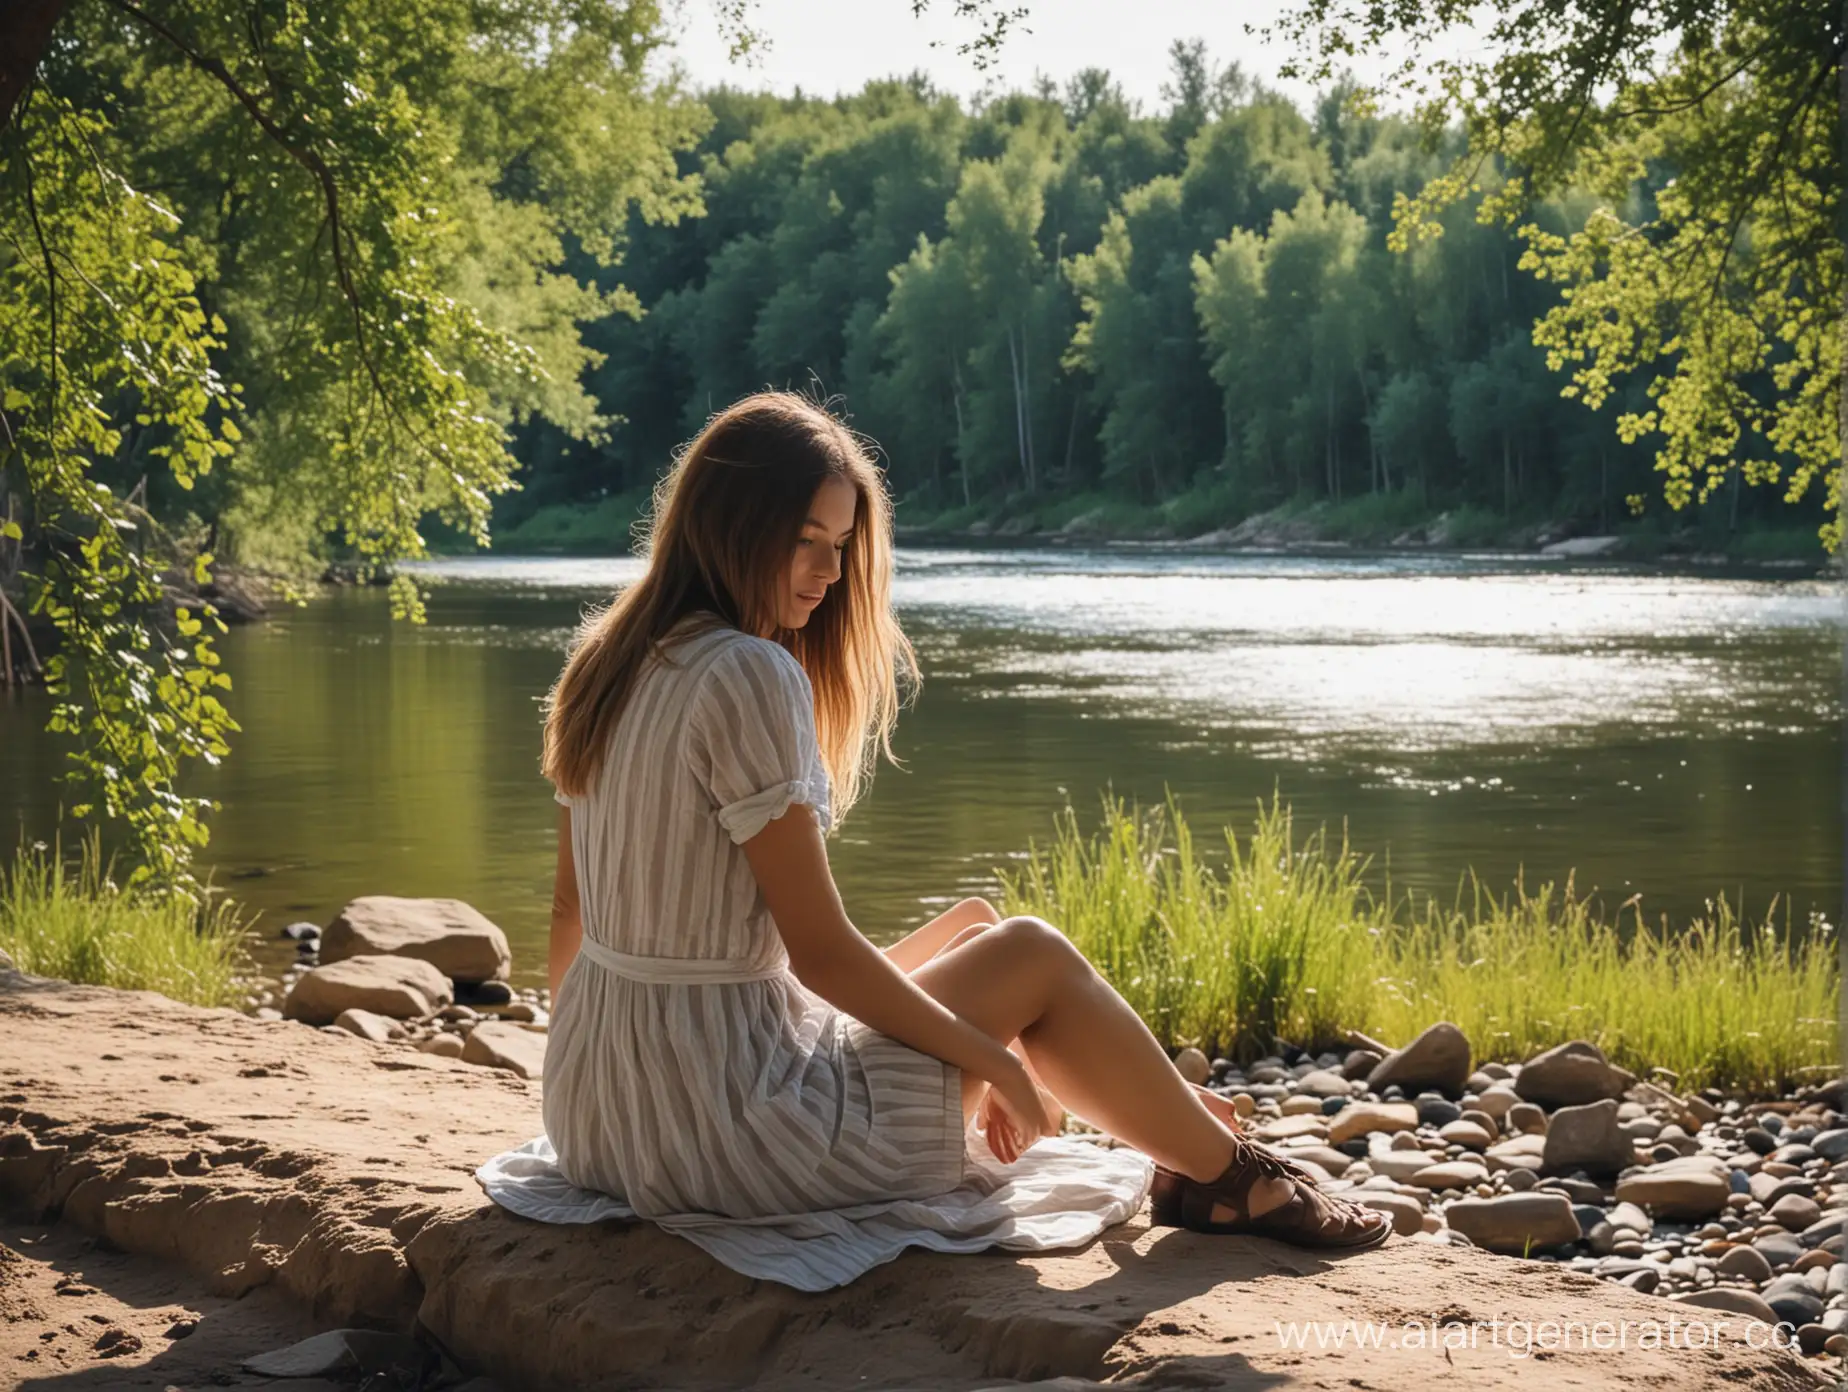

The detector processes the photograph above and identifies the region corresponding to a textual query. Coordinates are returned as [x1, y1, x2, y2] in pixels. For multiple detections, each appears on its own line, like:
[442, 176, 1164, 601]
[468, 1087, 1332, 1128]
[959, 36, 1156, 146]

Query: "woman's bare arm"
[881, 895, 1001, 974]
[549, 804, 584, 1001]
[741, 804, 1045, 1134]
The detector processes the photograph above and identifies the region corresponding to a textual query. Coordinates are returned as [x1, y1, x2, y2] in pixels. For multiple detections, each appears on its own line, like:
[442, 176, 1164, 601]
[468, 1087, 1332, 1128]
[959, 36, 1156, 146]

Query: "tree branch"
[0, 0, 69, 139]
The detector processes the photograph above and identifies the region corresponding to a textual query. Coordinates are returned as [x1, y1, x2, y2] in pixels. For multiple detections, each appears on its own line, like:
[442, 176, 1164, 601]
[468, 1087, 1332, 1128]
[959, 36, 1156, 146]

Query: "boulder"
[1438, 1120, 1493, 1150]
[1514, 1041, 1636, 1108]
[1443, 1194, 1581, 1254]
[1355, 1194, 1426, 1237]
[1669, 1289, 1779, 1325]
[1365, 1022, 1471, 1098]
[1329, 1102, 1419, 1146]
[1614, 1157, 1731, 1220]
[321, 896, 512, 985]
[1173, 1047, 1211, 1085]
[1368, 1151, 1445, 1182]
[419, 1033, 466, 1059]
[1770, 1193, 1823, 1231]
[1408, 1160, 1490, 1191]
[1294, 1068, 1351, 1098]
[1471, 1084, 1520, 1120]
[461, 1021, 546, 1079]
[332, 1008, 401, 1043]
[1714, 1245, 1774, 1283]
[283, 955, 453, 1026]
[1542, 1099, 1634, 1175]
[1484, 1135, 1548, 1173]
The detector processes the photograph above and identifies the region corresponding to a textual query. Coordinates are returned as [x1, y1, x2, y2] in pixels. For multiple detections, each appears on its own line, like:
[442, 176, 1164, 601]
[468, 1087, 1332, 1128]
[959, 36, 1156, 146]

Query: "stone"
[1355, 1194, 1426, 1236]
[1409, 1160, 1490, 1191]
[1340, 1048, 1383, 1080]
[281, 921, 321, 942]
[1542, 1099, 1634, 1176]
[1799, 1217, 1843, 1248]
[283, 955, 453, 1026]
[1284, 1145, 1355, 1178]
[1514, 1041, 1636, 1109]
[1617, 1267, 1660, 1294]
[1438, 1120, 1493, 1150]
[1715, 1245, 1774, 1283]
[1755, 1234, 1803, 1268]
[1608, 1201, 1651, 1233]
[1614, 1157, 1731, 1220]
[1415, 1097, 1462, 1128]
[418, 1033, 465, 1059]
[1368, 1151, 1445, 1182]
[321, 896, 512, 984]
[1795, 1323, 1830, 1357]
[1294, 1068, 1349, 1098]
[1484, 1135, 1548, 1173]
[1328, 1102, 1419, 1146]
[1444, 1193, 1581, 1254]
[1670, 1289, 1779, 1324]
[332, 1008, 400, 1043]
[1750, 1171, 1812, 1206]
[1256, 1114, 1328, 1142]
[1472, 1084, 1519, 1120]
[1770, 1193, 1824, 1231]
[461, 1021, 546, 1079]
[1811, 1128, 1848, 1162]
[457, 980, 515, 1008]
[1741, 1127, 1778, 1155]
[1366, 1022, 1471, 1097]
[1793, 1249, 1837, 1273]
[1536, 1177, 1603, 1205]
[1767, 1290, 1825, 1326]
[1507, 1103, 1548, 1136]
[1585, 1221, 1617, 1255]
[244, 1330, 426, 1379]
[1503, 1167, 1538, 1192]
[1173, 1047, 1212, 1085]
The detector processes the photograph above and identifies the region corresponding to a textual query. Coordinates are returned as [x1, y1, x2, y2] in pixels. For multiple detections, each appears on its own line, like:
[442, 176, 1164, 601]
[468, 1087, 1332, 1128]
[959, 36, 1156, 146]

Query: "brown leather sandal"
[1147, 1139, 1390, 1250]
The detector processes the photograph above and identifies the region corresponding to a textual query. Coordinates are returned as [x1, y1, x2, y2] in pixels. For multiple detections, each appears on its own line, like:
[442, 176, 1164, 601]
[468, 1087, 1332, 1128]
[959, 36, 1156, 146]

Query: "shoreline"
[1, 967, 1833, 1390]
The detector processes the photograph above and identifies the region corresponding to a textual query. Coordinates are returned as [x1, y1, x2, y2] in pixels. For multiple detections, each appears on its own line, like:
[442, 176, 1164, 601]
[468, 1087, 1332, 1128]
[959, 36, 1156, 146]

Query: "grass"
[999, 795, 1838, 1093]
[0, 827, 253, 1008]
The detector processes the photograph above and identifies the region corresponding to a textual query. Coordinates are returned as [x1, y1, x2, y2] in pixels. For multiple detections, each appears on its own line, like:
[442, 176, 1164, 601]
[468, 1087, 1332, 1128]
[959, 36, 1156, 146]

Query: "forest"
[485, 46, 1822, 556]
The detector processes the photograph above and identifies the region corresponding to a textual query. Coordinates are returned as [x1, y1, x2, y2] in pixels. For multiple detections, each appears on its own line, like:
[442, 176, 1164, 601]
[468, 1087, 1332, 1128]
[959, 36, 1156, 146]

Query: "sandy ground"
[0, 968, 1829, 1391]
[0, 1213, 341, 1392]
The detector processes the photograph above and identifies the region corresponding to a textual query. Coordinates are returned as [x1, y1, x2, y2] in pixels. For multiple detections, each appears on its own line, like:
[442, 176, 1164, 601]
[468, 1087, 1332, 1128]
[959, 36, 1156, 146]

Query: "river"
[1, 548, 1838, 985]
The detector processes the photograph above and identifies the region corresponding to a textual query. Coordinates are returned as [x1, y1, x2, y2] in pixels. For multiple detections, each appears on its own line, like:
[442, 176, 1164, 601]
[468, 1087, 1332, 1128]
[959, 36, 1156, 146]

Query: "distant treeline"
[501, 48, 1817, 547]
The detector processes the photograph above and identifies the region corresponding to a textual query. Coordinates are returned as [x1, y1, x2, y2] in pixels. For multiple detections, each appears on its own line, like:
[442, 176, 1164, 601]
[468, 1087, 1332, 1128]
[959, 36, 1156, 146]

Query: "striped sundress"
[477, 615, 1150, 1290]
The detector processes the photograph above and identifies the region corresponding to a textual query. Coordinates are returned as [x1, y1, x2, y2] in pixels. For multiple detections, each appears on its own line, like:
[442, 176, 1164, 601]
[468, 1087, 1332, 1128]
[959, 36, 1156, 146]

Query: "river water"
[1, 548, 1838, 984]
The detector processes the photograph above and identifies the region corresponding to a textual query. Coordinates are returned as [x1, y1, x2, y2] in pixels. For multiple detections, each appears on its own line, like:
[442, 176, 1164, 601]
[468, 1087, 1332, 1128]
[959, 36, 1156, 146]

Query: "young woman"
[479, 392, 1387, 1285]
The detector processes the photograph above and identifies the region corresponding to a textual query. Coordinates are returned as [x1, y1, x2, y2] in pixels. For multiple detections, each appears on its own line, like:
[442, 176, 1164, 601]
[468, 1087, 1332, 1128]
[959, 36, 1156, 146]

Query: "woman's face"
[778, 475, 857, 631]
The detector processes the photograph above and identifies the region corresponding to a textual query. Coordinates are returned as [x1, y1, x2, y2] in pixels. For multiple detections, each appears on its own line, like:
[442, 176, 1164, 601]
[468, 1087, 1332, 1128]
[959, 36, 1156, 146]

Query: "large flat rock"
[0, 970, 1824, 1391]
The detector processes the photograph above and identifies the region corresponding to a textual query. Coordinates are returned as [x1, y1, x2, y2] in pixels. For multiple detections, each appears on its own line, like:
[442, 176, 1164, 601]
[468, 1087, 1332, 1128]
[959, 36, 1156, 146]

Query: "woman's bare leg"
[909, 915, 1386, 1241]
[923, 920, 1061, 1131]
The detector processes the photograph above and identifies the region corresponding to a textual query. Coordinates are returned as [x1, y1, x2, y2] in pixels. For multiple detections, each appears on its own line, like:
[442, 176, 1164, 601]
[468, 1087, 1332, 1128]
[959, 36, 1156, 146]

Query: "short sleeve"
[553, 787, 571, 807]
[686, 639, 831, 844]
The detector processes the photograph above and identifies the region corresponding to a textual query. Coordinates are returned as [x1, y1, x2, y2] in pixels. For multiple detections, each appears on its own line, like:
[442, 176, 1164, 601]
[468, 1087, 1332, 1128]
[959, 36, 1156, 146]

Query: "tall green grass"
[1000, 796, 1838, 1092]
[0, 828, 252, 1007]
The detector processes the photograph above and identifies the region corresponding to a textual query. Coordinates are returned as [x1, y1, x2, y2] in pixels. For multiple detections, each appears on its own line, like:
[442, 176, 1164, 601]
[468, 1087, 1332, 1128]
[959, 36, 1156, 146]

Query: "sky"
[654, 0, 1460, 114]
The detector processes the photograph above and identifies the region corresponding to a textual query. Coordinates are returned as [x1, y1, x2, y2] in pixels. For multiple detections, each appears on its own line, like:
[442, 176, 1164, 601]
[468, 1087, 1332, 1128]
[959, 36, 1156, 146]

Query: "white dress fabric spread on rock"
[475, 617, 1151, 1292]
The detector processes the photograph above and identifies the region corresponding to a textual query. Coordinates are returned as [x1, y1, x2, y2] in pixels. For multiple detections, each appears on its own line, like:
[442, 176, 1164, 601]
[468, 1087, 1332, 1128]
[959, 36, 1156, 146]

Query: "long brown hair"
[540, 391, 917, 823]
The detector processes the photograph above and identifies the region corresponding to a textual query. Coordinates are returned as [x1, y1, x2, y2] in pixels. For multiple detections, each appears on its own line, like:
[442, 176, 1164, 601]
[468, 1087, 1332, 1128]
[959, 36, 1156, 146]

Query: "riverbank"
[430, 490, 1834, 571]
[0, 968, 1831, 1390]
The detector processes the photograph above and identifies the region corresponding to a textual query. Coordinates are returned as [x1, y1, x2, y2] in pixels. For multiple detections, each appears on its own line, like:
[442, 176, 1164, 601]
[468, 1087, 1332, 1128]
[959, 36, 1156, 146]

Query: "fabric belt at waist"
[577, 934, 789, 985]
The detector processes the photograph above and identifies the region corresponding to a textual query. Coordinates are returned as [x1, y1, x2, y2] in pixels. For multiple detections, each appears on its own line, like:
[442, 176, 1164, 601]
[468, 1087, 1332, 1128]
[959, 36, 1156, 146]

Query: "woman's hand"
[975, 1056, 1049, 1164]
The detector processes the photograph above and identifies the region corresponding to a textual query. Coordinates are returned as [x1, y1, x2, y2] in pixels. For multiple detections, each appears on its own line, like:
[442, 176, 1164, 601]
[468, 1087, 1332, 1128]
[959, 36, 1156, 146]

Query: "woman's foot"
[1149, 1137, 1389, 1250]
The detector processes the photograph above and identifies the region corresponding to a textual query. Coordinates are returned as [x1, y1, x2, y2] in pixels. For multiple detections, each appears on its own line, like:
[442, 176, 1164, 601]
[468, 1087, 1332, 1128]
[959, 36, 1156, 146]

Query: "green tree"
[1, 0, 704, 884]
[1271, 0, 1844, 546]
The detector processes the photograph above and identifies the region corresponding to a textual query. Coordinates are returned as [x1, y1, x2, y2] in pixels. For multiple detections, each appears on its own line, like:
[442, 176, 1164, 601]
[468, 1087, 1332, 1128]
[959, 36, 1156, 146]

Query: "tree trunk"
[0, 0, 68, 138]
[951, 357, 971, 507]
[1006, 325, 1032, 494]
